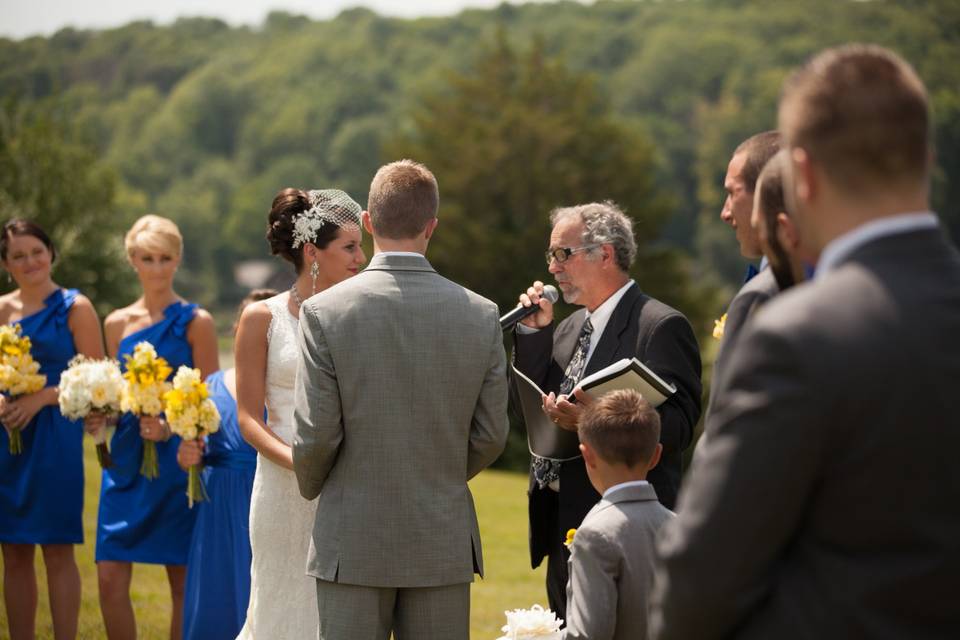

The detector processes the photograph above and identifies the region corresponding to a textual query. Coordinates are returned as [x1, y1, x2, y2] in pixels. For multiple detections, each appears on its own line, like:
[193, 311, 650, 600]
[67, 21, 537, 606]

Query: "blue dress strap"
[52, 288, 79, 329]
[171, 302, 199, 338]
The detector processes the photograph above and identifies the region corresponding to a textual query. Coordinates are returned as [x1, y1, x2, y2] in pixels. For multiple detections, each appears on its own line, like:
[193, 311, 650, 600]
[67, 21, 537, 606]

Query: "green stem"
[8, 427, 22, 455]
[140, 440, 158, 479]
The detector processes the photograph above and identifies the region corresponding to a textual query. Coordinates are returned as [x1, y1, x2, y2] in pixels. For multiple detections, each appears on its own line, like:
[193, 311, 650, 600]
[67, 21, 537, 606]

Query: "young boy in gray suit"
[563, 389, 674, 640]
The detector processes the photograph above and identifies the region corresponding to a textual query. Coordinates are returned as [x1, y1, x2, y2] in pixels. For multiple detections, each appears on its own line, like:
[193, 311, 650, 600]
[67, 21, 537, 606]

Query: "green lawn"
[1, 438, 545, 638]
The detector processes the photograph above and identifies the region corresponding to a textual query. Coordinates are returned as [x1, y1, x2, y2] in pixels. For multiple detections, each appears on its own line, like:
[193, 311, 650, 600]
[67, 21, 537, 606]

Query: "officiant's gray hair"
[550, 201, 637, 272]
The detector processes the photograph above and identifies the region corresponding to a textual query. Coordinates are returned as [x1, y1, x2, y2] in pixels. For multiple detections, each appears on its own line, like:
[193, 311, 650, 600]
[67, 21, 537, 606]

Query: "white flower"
[497, 605, 563, 640]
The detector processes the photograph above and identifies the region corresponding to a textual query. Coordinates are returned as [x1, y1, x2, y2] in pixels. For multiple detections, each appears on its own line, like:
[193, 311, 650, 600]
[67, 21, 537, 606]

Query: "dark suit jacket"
[651, 227, 960, 639]
[711, 267, 780, 399]
[514, 283, 701, 568]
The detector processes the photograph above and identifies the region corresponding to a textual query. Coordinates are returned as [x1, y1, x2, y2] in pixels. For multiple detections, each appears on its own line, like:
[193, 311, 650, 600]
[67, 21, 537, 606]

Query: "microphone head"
[541, 284, 559, 304]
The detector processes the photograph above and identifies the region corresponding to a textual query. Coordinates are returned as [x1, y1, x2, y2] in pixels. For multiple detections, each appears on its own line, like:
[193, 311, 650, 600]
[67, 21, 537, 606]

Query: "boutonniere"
[713, 313, 727, 340]
[564, 528, 577, 549]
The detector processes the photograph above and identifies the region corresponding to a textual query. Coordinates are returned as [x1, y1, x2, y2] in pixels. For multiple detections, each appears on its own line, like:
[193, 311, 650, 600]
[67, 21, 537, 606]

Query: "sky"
[0, 0, 526, 39]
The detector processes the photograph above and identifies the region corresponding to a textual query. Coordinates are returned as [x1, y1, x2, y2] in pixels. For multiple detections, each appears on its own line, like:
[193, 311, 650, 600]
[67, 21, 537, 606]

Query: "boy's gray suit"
[292, 252, 509, 639]
[563, 483, 673, 640]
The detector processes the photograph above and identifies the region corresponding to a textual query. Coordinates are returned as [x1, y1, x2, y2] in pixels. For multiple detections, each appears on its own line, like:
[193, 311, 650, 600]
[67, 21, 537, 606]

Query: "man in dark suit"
[513, 202, 702, 621]
[651, 45, 960, 639]
[712, 131, 782, 389]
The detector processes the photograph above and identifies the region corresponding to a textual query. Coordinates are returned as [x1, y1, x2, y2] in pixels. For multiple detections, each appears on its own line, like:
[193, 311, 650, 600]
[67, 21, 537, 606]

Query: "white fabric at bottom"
[236, 294, 319, 639]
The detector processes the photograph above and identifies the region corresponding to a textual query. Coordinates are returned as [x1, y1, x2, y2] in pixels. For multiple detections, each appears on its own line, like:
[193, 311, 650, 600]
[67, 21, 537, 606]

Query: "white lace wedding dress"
[237, 294, 319, 639]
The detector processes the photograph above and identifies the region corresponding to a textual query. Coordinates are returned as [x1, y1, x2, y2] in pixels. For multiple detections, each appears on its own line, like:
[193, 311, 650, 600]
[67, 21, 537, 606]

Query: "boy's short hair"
[579, 389, 661, 468]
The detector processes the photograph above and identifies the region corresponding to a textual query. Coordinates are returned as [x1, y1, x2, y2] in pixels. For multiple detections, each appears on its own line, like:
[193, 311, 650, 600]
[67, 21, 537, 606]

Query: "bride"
[234, 188, 365, 638]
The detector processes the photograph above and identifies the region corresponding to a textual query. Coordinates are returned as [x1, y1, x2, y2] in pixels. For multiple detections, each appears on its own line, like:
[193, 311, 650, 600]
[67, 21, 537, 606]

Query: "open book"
[576, 357, 676, 407]
[511, 358, 675, 461]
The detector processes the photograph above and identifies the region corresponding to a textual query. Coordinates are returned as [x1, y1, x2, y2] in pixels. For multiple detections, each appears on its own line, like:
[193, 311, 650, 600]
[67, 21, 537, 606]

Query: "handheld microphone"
[500, 285, 559, 331]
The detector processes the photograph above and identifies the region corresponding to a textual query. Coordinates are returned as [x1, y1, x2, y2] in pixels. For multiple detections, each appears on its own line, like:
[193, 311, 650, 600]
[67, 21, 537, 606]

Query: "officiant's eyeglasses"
[545, 244, 601, 266]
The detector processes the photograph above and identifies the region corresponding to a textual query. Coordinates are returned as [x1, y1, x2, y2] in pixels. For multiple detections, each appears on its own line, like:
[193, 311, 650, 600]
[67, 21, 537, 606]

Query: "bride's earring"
[310, 262, 319, 295]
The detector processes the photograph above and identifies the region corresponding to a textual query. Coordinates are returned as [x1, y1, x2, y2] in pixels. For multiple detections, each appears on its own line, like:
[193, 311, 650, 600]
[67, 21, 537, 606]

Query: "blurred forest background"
[1, 0, 958, 465]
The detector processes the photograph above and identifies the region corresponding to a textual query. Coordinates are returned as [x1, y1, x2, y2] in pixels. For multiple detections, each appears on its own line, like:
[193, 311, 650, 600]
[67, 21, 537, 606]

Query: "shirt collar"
[816, 212, 939, 279]
[377, 251, 425, 258]
[585, 280, 635, 338]
[603, 479, 649, 499]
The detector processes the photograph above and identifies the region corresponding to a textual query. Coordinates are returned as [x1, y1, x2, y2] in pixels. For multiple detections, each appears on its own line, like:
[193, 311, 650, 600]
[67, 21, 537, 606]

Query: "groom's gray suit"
[293, 252, 509, 639]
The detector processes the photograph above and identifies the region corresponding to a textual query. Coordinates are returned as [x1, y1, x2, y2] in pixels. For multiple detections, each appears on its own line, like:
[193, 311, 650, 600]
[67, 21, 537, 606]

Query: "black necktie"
[533, 317, 594, 490]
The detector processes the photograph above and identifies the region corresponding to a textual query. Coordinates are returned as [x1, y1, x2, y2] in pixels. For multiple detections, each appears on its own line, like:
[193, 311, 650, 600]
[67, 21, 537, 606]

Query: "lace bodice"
[263, 294, 299, 445]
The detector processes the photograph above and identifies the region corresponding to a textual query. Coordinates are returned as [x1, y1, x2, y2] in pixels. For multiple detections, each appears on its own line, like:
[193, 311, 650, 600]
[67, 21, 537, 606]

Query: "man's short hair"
[778, 44, 930, 192]
[550, 201, 637, 272]
[734, 130, 782, 193]
[579, 389, 661, 468]
[367, 159, 439, 239]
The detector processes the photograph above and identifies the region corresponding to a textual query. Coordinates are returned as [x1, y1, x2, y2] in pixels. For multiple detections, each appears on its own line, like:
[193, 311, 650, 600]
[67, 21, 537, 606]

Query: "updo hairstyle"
[266, 188, 342, 273]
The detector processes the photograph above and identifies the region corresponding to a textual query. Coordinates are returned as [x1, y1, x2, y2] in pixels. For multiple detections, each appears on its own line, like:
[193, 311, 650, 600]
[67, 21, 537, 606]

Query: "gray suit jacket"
[563, 483, 673, 640]
[292, 253, 509, 588]
[651, 227, 960, 639]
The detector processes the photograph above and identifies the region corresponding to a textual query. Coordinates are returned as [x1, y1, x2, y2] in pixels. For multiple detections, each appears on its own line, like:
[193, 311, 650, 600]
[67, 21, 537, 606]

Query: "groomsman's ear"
[580, 442, 598, 470]
[361, 211, 375, 235]
[791, 147, 817, 205]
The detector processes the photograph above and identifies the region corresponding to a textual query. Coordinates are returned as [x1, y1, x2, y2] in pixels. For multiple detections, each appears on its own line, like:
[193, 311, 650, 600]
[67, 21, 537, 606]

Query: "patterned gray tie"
[532, 317, 594, 489]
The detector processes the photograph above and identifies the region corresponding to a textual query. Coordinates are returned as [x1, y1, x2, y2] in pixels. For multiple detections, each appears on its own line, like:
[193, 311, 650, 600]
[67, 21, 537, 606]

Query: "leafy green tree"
[0, 99, 136, 314]
[386, 35, 716, 330]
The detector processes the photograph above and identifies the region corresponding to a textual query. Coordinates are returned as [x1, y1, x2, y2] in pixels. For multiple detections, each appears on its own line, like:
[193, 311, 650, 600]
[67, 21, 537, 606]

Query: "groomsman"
[651, 45, 960, 638]
[514, 202, 701, 621]
[293, 160, 509, 639]
[751, 150, 807, 292]
[712, 131, 782, 390]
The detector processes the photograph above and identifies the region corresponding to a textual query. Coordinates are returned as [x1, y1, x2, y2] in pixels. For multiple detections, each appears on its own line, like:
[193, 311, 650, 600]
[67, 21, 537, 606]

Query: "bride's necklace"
[290, 285, 304, 309]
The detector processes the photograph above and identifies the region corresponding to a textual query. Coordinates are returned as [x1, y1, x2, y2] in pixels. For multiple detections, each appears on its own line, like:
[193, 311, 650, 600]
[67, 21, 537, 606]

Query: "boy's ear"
[647, 443, 663, 472]
[580, 442, 597, 470]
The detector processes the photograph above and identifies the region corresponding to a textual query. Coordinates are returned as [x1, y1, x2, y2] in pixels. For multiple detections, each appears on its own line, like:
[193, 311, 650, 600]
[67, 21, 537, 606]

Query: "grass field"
[1, 438, 545, 638]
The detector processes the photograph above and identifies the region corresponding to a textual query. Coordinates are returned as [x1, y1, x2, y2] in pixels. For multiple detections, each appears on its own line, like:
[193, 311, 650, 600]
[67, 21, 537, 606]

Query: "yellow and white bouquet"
[0, 324, 47, 454]
[496, 604, 563, 640]
[121, 341, 172, 479]
[59, 355, 125, 468]
[163, 366, 220, 507]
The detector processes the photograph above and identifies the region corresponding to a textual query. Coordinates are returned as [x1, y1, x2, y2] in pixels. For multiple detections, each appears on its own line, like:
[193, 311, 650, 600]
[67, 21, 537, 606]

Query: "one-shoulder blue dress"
[0, 289, 82, 544]
[95, 300, 200, 565]
[182, 369, 256, 640]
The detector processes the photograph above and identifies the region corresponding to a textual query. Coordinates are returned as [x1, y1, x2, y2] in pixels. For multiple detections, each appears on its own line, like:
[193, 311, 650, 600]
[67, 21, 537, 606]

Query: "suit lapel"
[553, 309, 587, 371]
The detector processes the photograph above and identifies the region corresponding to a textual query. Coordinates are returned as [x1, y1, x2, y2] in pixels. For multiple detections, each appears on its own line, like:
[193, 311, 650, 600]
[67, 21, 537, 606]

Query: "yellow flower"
[564, 528, 577, 549]
[713, 313, 727, 340]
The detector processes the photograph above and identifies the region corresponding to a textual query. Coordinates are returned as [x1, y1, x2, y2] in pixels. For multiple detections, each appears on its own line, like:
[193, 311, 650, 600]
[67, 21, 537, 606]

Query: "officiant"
[511, 201, 702, 621]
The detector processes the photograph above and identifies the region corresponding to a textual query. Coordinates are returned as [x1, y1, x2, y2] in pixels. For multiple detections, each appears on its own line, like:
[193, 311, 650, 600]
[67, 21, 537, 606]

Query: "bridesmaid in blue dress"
[0, 219, 105, 640]
[177, 289, 276, 640]
[95, 215, 218, 640]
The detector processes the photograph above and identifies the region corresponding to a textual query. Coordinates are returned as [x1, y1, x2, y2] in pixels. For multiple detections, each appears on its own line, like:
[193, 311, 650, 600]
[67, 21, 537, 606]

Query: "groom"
[292, 159, 509, 639]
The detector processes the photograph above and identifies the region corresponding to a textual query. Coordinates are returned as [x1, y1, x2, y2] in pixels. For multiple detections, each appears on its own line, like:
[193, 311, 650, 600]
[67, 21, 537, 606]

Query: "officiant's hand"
[542, 391, 582, 431]
[518, 280, 554, 329]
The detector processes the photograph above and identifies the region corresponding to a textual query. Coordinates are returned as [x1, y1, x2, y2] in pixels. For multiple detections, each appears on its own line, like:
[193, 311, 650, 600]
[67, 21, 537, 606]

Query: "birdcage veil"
[291, 189, 363, 248]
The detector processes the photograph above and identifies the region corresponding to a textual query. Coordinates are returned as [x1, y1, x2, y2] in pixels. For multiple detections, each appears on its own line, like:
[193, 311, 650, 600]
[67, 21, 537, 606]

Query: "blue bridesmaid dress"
[95, 300, 200, 565]
[0, 289, 83, 544]
[182, 370, 256, 640]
